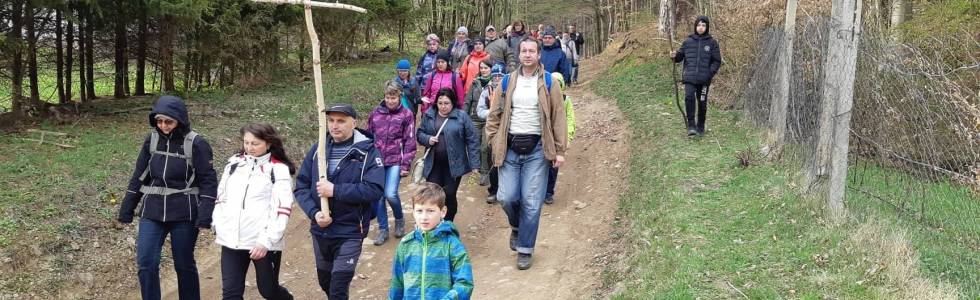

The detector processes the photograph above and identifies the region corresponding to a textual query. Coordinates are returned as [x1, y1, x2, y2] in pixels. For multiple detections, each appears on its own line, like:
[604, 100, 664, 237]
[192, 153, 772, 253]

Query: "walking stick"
[251, 0, 367, 226]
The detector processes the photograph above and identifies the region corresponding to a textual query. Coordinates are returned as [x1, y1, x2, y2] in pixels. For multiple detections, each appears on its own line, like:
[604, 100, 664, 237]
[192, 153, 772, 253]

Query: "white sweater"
[212, 153, 294, 251]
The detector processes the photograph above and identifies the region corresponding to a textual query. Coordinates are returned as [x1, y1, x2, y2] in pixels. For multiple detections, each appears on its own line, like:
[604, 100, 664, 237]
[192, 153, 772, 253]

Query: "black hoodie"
[672, 16, 723, 85]
[118, 96, 218, 227]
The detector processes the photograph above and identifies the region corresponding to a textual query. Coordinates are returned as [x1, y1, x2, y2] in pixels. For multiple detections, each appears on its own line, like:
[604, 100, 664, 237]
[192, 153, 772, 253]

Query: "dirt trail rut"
[158, 60, 629, 299]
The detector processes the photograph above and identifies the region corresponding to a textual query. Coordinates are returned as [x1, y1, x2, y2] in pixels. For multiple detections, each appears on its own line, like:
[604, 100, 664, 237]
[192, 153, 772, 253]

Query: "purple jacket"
[366, 101, 417, 170]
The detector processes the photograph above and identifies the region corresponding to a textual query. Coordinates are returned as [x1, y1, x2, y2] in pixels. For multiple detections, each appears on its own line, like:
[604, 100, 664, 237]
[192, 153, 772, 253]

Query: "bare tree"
[763, 0, 799, 158]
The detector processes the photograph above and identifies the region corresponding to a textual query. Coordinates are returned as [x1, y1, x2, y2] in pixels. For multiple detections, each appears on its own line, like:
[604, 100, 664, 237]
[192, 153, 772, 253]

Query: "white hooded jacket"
[212, 152, 293, 251]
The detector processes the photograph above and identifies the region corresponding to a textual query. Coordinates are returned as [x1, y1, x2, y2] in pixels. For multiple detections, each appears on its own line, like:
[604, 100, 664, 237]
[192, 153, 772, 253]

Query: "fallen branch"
[26, 129, 68, 136]
[17, 137, 75, 148]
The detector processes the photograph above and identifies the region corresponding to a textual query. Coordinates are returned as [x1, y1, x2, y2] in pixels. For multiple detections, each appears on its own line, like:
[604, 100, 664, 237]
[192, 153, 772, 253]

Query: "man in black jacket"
[671, 16, 722, 136]
[567, 24, 585, 84]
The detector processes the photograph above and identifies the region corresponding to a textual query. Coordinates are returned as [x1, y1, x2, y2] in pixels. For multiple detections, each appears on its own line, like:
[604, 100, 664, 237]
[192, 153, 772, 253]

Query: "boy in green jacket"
[389, 183, 474, 300]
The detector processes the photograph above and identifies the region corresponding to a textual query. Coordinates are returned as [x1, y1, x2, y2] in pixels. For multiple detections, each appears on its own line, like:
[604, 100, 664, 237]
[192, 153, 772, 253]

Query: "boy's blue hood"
[148, 95, 191, 135]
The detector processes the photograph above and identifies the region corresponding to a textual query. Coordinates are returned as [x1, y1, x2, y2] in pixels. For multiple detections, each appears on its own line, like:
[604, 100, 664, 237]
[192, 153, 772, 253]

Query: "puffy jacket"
[421, 70, 465, 113]
[417, 108, 480, 179]
[366, 101, 417, 170]
[541, 42, 572, 82]
[673, 16, 722, 85]
[293, 129, 385, 239]
[485, 36, 515, 72]
[213, 153, 293, 251]
[118, 96, 218, 227]
[458, 51, 490, 95]
[389, 221, 474, 300]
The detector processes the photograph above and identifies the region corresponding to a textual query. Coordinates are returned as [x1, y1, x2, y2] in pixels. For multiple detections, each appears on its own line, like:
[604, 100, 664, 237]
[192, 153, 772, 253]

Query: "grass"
[593, 59, 975, 299]
[0, 60, 397, 296]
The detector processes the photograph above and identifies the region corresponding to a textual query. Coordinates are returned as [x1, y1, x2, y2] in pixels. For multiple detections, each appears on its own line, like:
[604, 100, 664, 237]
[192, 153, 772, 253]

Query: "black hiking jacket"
[673, 16, 723, 85]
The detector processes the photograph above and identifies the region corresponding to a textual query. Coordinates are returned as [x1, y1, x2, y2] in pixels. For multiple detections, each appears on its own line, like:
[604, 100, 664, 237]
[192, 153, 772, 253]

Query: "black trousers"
[684, 83, 710, 131]
[220, 247, 293, 300]
[312, 236, 363, 300]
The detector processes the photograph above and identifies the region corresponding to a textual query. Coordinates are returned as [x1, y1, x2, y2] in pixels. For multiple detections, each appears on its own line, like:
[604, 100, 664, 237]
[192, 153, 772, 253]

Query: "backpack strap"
[500, 72, 551, 98]
[138, 131, 161, 182]
[183, 131, 198, 186]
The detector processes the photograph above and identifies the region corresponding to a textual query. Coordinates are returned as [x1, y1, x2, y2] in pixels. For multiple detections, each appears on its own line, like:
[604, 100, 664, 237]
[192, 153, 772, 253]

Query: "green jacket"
[389, 221, 474, 300]
[564, 94, 576, 142]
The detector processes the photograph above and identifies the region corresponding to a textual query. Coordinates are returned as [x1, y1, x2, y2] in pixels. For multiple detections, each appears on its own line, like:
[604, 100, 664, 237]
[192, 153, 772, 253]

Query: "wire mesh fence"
[737, 16, 979, 291]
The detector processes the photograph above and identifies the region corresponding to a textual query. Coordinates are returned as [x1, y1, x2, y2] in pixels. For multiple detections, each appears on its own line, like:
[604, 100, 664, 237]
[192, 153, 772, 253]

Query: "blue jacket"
[673, 16, 722, 85]
[294, 129, 385, 239]
[541, 42, 572, 82]
[417, 108, 480, 179]
[118, 96, 218, 227]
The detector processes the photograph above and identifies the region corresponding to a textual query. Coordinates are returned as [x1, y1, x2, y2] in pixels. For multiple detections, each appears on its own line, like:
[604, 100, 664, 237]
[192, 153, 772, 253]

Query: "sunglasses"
[156, 118, 176, 126]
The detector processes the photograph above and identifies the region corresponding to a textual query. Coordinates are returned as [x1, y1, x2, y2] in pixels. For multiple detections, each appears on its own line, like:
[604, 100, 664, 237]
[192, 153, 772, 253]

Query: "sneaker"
[517, 253, 533, 270]
[544, 196, 554, 205]
[372, 229, 389, 246]
[486, 194, 498, 204]
[393, 219, 406, 238]
[509, 231, 518, 251]
[687, 127, 697, 136]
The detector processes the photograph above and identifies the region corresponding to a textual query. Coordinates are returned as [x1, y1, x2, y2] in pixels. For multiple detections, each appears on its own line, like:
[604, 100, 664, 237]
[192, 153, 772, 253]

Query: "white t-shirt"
[508, 74, 542, 135]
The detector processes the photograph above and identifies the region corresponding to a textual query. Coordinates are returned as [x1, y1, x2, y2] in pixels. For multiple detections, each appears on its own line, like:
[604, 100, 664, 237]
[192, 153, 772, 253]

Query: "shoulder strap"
[501, 74, 510, 93]
[183, 131, 198, 185]
[544, 72, 552, 96]
[138, 131, 161, 182]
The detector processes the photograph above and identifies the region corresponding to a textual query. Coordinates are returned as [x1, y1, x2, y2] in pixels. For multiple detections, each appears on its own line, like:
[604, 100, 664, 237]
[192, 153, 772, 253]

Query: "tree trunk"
[114, 0, 128, 98]
[764, 0, 799, 158]
[8, 0, 25, 115]
[890, 0, 910, 41]
[56, 9, 66, 104]
[26, 2, 40, 105]
[135, 6, 147, 96]
[85, 12, 96, 99]
[811, 0, 863, 224]
[66, 19, 74, 101]
[160, 15, 176, 93]
[78, 9, 87, 102]
[183, 49, 193, 92]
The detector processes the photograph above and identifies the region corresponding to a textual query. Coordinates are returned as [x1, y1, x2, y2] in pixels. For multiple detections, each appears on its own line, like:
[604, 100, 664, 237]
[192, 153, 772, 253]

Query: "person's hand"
[250, 245, 268, 260]
[553, 155, 565, 168]
[315, 210, 332, 228]
[400, 170, 409, 177]
[421, 97, 432, 104]
[428, 137, 438, 145]
[316, 180, 334, 198]
[669, 50, 677, 58]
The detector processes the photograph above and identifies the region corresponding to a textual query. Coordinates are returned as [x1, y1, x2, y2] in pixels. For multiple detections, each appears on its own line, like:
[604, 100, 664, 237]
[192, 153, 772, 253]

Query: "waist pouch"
[508, 134, 541, 155]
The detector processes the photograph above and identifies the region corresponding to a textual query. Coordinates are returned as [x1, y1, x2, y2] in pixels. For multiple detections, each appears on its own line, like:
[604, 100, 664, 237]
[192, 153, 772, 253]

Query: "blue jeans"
[136, 218, 200, 300]
[497, 142, 549, 254]
[376, 165, 404, 230]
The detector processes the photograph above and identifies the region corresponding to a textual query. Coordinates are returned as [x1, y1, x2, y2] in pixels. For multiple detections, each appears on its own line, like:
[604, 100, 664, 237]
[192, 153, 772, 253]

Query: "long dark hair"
[239, 123, 297, 175]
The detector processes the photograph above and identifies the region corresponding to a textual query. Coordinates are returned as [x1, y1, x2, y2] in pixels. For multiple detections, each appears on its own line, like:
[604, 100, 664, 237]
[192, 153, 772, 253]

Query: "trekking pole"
[668, 0, 687, 128]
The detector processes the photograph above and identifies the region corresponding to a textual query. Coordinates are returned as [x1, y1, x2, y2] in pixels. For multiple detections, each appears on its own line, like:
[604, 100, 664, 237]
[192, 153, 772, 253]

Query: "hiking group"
[116, 15, 725, 300]
[118, 19, 591, 300]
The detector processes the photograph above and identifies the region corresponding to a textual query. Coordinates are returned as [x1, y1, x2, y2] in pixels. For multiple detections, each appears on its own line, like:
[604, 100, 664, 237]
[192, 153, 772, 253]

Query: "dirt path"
[159, 60, 629, 299]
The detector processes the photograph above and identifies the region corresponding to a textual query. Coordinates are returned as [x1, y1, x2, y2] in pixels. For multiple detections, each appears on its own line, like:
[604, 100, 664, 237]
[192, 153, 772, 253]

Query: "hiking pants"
[312, 236, 363, 300]
[684, 83, 710, 131]
[220, 247, 293, 300]
[136, 218, 200, 300]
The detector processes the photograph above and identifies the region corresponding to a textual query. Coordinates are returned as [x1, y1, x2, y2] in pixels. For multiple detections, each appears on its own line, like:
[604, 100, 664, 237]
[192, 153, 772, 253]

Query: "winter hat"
[551, 72, 566, 90]
[436, 50, 451, 63]
[485, 25, 496, 32]
[491, 64, 505, 77]
[457, 26, 468, 34]
[542, 26, 558, 38]
[396, 59, 411, 71]
[472, 37, 486, 46]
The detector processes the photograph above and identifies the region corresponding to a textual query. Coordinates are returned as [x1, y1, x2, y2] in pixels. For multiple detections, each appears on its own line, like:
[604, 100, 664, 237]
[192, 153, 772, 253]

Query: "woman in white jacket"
[213, 123, 295, 300]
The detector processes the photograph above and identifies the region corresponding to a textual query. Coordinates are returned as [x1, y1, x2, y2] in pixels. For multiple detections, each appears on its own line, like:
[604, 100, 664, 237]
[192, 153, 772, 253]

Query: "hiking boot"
[393, 219, 406, 238]
[486, 194, 498, 204]
[697, 127, 705, 136]
[372, 229, 389, 246]
[687, 127, 697, 136]
[509, 231, 518, 251]
[479, 173, 490, 186]
[544, 195, 555, 205]
[517, 253, 533, 270]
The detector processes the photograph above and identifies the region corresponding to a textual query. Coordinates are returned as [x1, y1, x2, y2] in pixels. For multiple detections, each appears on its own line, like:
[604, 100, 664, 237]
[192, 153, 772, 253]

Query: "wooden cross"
[252, 0, 367, 226]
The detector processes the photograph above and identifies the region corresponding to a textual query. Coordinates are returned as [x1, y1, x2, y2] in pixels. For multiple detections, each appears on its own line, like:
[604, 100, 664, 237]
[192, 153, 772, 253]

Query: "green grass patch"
[0, 61, 395, 294]
[594, 59, 975, 298]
